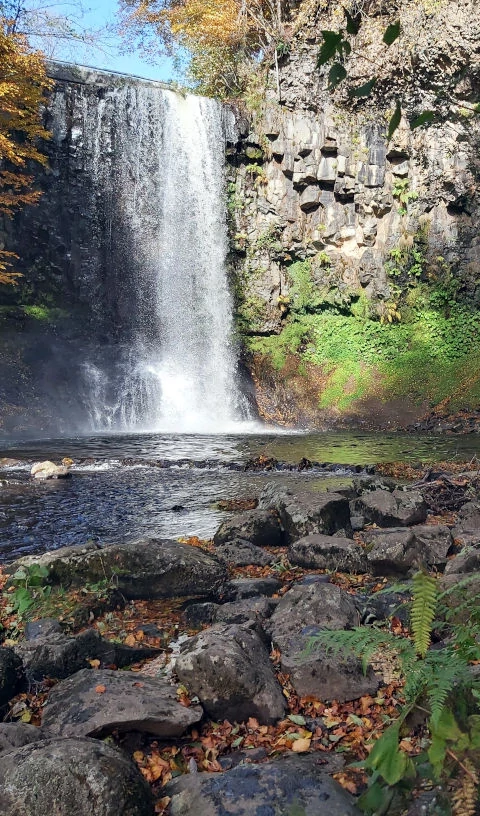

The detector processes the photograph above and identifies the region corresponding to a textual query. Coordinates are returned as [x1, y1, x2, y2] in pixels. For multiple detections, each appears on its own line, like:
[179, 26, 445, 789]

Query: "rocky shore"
[0, 463, 479, 814]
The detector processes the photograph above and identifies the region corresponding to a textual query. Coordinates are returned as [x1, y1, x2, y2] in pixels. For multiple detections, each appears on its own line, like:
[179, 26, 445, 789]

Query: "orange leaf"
[95, 684, 106, 694]
[88, 659, 100, 669]
[292, 738, 311, 753]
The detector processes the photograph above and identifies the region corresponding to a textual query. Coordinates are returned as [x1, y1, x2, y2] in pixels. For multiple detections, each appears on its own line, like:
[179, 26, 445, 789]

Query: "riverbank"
[0, 460, 479, 813]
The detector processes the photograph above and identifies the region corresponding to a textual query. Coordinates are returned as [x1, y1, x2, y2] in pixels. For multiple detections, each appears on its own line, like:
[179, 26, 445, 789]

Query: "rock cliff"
[229, 0, 480, 428]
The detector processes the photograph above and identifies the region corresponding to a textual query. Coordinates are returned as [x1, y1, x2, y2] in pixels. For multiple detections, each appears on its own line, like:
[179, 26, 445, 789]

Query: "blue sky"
[34, 0, 175, 82]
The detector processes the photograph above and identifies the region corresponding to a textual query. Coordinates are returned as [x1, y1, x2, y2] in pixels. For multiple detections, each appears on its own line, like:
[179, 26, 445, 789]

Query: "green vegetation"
[307, 572, 480, 814]
[246, 258, 480, 413]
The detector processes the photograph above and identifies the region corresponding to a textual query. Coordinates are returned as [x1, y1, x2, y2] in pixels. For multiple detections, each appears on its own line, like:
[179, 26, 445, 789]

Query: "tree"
[118, 0, 290, 96]
[0, 0, 111, 60]
[0, 24, 51, 284]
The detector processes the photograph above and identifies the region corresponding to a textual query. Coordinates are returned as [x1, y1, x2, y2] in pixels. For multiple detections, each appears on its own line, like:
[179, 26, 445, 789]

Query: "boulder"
[266, 582, 377, 702]
[267, 582, 358, 653]
[0, 738, 154, 815]
[31, 460, 71, 479]
[174, 623, 286, 724]
[365, 525, 452, 575]
[355, 489, 427, 527]
[214, 597, 277, 625]
[0, 723, 42, 756]
[259, 486, 351, 543]
[289, 533, 367, 573]
[41, 668, 203, 738]
[8, 538, 227, 600]
[184, 602, 218, 626]
[280, 647, 379, 702]
[222, 577, 282, 600]
[213, 510, 282, 548]
[168, 754, 361, 816]
[215, 538, 274, 567]
[0, 647, 24, 708]
[444, 546, 480, 575]
[452, 502, 480, 545]
[15, 627, 159, 681]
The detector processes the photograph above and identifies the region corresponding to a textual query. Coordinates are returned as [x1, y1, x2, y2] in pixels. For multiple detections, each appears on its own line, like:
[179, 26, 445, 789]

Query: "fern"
[410, 571, 437, 657]
[305, 625, 413, 674]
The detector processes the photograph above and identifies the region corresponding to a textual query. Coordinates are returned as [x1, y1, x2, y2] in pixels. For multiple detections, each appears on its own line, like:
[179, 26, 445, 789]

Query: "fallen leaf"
[89, 659, 100, 669]
[95, 684, 106, 694]
[291, 737, 311, 753]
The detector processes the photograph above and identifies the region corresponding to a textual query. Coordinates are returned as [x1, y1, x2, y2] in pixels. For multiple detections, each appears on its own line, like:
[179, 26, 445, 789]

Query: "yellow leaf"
[291, 737, 311, 753]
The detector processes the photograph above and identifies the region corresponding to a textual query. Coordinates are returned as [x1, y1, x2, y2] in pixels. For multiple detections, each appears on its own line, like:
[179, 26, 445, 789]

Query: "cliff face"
[229, 0, 480, 428]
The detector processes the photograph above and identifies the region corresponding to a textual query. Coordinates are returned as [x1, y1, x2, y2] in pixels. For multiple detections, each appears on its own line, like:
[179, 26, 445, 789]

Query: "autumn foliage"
[119, 0, 288, 96]
[0, 25, 51, 284]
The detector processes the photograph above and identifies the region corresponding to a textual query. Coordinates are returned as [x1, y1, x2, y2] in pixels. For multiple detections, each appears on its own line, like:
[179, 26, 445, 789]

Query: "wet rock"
[289, 533, 367, 573]
[354, 489, 427, 527]
[0, 647, 24, 708]
[215, 538, 274, 567]
[41, 668, 203, 738]
[259, 485, 351, 543]
[221, 576, 282, 600]
[266, 582, 376, 701]
[213, 597, 277, 625]
[0, 737, 154, 815]
[15, 627, 159, 681]
[0, 723, 42, 756]
[364, 524, 452, 575]
[9, 538, 227, 600]
[30, 460, 71, 479]
[213, 509, 283, 548]
[167, 753, 361, 816]
[174, 623, 286, 724]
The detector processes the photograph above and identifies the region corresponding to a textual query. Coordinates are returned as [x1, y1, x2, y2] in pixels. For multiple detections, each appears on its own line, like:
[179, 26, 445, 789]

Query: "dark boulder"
[0, 647, 24, 708]
[289, 533, 367, 573]
[259, 485, 351, 543]
[354, 489, 427, 528]
[0, 723, 42, 756]
[364, 524, 452, 575]
[0, 737, 154, 816]
[213, 509, 283, 548]
[8, 538, 227, 600]
[41, 668, 203, 738]
[215, 538, 274, 567]
[221, 577, 282, 601]
[15, 627, 159, 681]
[168, 754, 361, 816]
[266, 582, 377, 702]
[174, 623, 286, 724]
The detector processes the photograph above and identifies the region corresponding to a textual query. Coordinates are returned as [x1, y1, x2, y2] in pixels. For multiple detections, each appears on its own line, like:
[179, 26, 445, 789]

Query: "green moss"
[22, 305, 69, 322]
[248, 299, 480, 413]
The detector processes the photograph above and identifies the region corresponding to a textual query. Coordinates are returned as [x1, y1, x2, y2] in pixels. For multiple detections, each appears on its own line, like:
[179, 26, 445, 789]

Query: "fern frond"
[423, 649, 471, 725]
[411, 571, 437, 657]
[305, 626, 415, 674]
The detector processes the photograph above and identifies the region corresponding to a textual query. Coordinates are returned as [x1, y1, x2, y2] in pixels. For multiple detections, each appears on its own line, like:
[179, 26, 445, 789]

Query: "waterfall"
[57, 74, 250, 433]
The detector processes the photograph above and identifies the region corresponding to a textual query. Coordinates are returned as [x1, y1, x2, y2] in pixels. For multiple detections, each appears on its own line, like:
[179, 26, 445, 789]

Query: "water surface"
[1, 430, 479, 562]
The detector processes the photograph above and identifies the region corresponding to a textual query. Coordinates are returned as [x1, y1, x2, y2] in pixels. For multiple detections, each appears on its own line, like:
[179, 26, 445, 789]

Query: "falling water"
[61, 76, 250, 432]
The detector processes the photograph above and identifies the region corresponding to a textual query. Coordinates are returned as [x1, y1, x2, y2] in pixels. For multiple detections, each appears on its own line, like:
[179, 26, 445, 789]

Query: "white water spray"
[67, 79, 250, 432]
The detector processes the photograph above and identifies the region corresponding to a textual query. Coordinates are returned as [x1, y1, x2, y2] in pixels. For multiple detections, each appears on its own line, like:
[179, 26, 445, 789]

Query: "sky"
[30, 0, 175, 82]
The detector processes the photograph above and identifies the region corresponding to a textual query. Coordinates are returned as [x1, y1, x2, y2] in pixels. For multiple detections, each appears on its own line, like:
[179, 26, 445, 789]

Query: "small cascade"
[59, 75, 250, 432]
